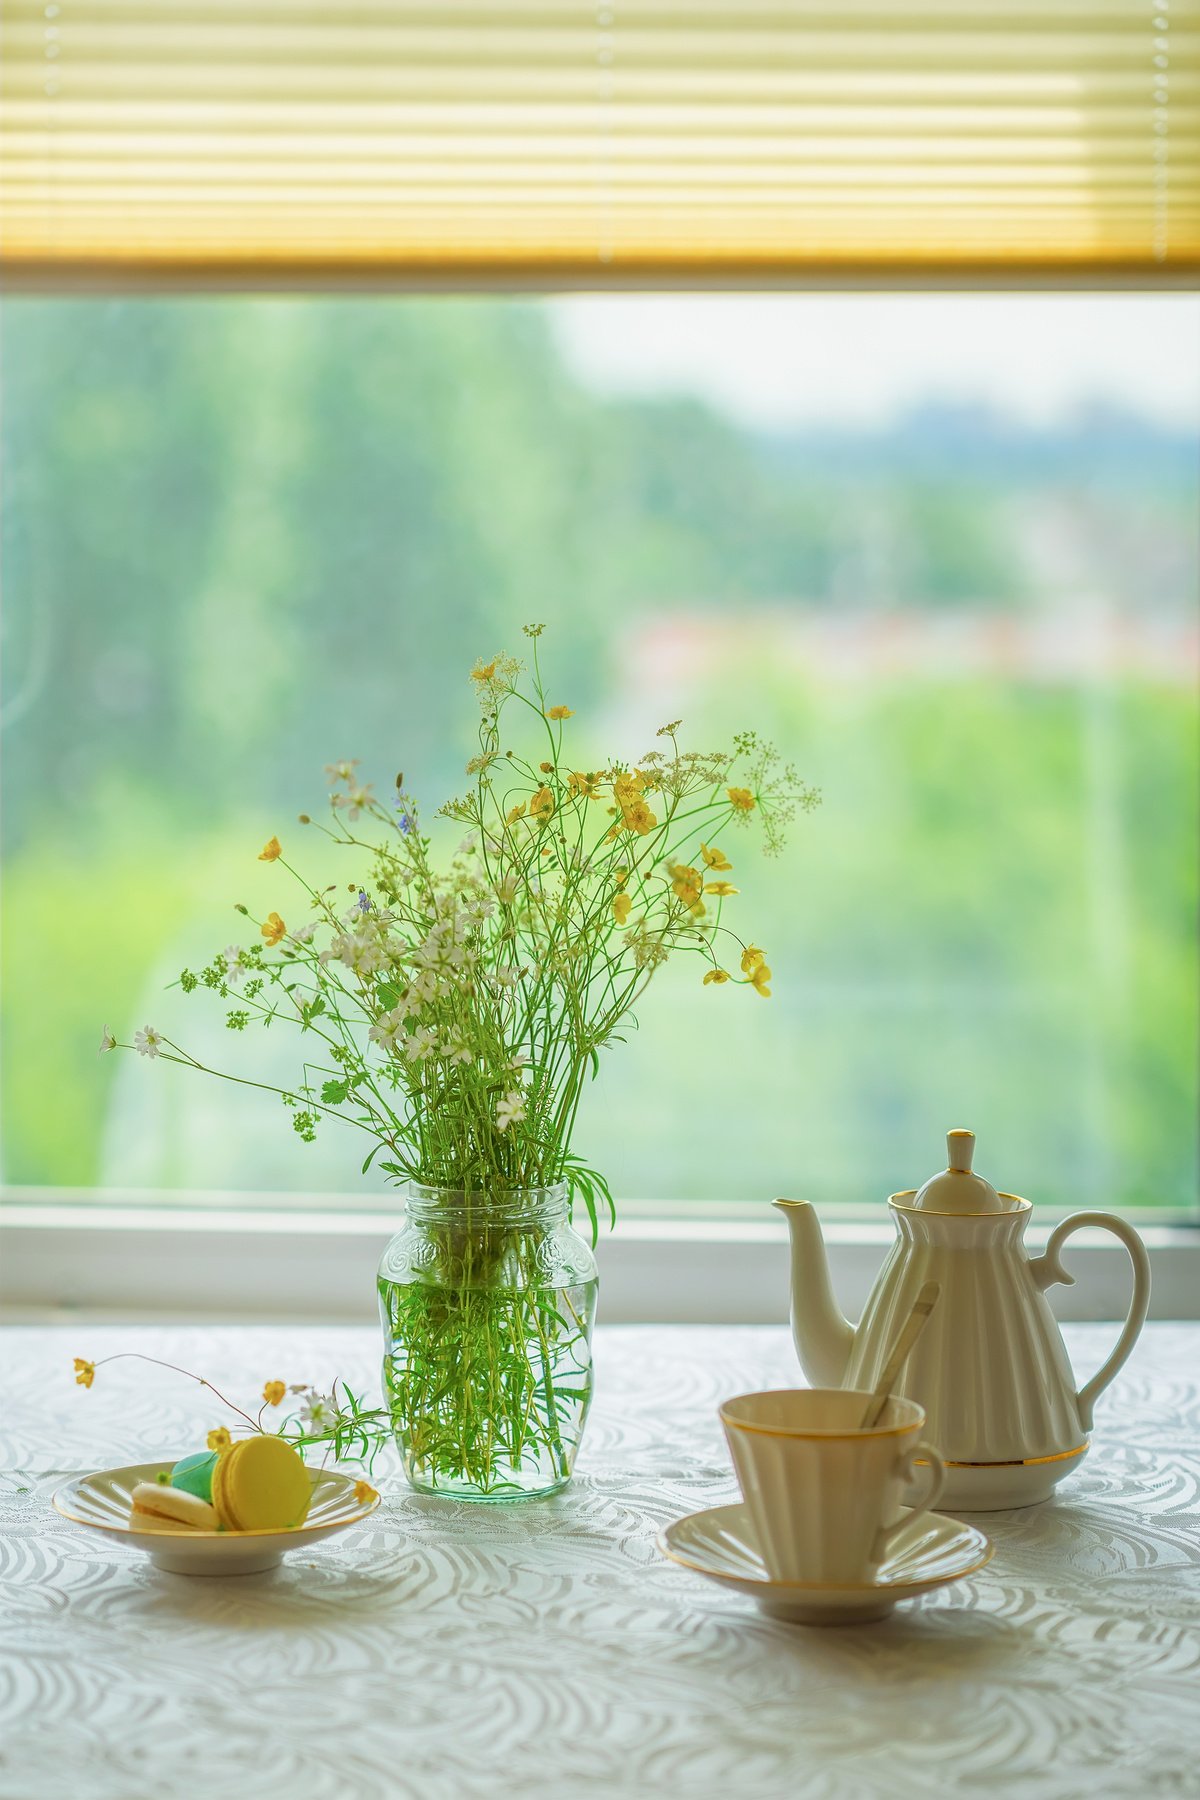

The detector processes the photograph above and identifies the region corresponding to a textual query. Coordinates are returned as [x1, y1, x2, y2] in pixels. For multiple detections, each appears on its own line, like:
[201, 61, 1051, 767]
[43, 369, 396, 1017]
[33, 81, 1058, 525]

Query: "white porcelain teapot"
[776, 1129, 1152, 1509]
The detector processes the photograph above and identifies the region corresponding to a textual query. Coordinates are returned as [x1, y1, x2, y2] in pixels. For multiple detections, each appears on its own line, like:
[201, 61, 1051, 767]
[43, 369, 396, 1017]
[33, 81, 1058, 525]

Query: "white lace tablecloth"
[1, 1322, 1198, 1800]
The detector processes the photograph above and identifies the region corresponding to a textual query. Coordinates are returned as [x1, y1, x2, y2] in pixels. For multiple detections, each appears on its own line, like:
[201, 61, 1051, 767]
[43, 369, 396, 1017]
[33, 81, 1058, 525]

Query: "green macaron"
[170, 1450, 219, 1503]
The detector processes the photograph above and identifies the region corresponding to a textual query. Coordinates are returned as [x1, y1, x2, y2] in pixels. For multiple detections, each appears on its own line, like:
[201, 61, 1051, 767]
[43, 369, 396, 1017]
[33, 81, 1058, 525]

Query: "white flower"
[368, 1007, 408, 1053]
[444, 1031, 473, 1066]
[223, 945, 244, 987]
[98, 1026, 116, 1054]
[495, 1090, 526, 1133]
[332, 783, 374, 821]
[325, 760, 359, 785]
[134, 1026, 164, 1058]
[494, 873, 519, 905]
[301, 1394, 338, 1433]
[402, 1025, 440, 1063]
[491, 965, 522, 989]
[291, 923, 316, 945]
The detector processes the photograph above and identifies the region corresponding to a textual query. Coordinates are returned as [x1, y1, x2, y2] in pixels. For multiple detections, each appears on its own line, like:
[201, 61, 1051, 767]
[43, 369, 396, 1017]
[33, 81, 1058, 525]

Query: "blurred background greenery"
[1, 297, 1196, 1213]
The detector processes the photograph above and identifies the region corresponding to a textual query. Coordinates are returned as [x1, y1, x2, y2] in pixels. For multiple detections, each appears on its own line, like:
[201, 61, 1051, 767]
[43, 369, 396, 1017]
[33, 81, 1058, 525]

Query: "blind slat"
[3, 0, 1195, 284]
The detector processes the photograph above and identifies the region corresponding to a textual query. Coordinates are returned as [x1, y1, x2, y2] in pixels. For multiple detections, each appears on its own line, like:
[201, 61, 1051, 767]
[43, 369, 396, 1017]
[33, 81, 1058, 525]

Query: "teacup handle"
[875, 1440, 946, 1566]
[1030, 1211, 1152, 1430]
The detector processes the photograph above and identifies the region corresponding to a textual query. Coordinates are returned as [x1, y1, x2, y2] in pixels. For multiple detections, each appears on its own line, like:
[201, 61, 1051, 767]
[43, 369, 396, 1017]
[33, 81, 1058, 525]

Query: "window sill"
[2, 1200, 1196, 1324]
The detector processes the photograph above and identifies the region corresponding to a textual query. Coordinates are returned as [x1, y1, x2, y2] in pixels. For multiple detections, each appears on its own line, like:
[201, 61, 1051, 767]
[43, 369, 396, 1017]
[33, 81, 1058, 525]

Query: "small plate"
[54, 1461, 381, 1576]
[658, 1502, 992, 1625]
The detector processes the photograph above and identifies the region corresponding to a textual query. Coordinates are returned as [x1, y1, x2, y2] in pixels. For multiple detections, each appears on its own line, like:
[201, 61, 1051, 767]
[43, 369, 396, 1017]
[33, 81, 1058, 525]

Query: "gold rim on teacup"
[719, 1388, 924, 1441]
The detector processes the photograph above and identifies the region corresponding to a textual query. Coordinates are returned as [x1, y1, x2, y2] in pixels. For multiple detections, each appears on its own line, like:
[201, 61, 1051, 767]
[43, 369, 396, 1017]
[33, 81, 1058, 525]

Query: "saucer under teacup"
[658, 1502, 992, 1625]
[54, 1462, 380, 1575]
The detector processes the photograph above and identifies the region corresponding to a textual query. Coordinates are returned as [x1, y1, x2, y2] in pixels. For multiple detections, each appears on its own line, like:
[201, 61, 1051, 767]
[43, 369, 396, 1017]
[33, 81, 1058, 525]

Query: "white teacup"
[719, 1388, 946, 1585]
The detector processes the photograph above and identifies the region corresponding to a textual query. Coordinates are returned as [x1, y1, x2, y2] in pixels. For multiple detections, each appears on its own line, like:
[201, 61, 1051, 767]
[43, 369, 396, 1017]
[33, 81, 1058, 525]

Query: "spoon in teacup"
[859, 1281, 941, 1429]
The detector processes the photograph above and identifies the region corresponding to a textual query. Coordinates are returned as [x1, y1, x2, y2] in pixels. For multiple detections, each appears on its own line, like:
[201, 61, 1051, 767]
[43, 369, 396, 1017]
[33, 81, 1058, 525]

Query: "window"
[2, 292, 1196, 1220]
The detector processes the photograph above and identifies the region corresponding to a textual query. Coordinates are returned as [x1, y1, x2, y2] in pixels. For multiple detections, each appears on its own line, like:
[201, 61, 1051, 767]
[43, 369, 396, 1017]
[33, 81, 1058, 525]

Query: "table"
[1, 1323, 1197, 1800]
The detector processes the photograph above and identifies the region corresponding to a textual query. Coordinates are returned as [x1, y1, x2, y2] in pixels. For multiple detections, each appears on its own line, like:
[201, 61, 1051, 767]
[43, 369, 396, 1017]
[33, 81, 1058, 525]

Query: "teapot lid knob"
[947, 1129, 975, 1173]
[908, 1127, 1011, 1213]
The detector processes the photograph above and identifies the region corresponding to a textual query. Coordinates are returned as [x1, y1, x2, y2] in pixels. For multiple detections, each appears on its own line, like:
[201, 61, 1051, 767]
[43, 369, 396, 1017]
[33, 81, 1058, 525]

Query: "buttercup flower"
[568, 771, 601, 800]
[700, 843, 733, 871]
[134, 1025, 164, 1058]
[530, 786, 555, 824]
[354, 1480, 378, 1506]
[669, 863, 704, 910]
[740, 945, 766, 976]
[728, 787, 756, 814]
[703, 969, 730, 986]
[612, 893, 632, 925]
[261, 912, 287, 947]
[705, 881, 738, 897]
[545, 705, 574, 720]
[74, 1357, 95, 1388]
[507, 802, 526, 823]
[98, 1027, 116, 1054]
[471, 659, 498, 684]
[258, 836, 282, 862]
[750, 962, 772, 997]
[207, 1427, 233, 1453]
[621, 799, 657, 836]
[262, 1380, 287, 1407]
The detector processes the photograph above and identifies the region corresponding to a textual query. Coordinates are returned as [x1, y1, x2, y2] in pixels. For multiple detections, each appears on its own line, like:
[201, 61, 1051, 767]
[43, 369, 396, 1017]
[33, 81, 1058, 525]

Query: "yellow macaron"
[211, 1435, 312, 1532]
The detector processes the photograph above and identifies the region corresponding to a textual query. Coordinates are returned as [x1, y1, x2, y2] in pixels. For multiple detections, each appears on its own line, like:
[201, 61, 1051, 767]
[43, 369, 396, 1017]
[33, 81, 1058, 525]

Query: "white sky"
[549, 295, 1200, 434]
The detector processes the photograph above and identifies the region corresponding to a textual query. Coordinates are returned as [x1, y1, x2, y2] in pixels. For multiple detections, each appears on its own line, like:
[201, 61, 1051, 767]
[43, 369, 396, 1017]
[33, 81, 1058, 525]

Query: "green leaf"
[321, 1078, 350, 1105]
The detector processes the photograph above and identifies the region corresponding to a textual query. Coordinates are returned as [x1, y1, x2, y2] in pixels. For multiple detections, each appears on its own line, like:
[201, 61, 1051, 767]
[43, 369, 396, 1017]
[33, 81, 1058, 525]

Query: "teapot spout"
[773, 1198, 856, 1387]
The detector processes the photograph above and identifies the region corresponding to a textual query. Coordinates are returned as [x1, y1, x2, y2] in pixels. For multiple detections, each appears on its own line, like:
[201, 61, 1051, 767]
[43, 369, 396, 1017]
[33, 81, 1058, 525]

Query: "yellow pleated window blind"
[1, 1, 1197, 285]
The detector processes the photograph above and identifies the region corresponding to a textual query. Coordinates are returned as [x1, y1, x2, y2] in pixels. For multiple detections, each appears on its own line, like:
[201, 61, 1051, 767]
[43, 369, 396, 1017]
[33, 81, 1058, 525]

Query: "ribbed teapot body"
[845, 1196, 1085, 1487]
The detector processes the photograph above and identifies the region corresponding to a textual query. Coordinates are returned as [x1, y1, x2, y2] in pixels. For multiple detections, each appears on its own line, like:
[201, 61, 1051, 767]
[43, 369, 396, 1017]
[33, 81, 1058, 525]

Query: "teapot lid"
[909, 1129, 1012, 1214]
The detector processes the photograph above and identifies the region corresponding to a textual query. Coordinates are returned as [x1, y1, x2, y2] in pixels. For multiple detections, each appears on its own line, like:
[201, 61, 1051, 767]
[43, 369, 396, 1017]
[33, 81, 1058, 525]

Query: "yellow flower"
[705, 881, 739, 897]
[568, 771, 601, 801]
[621, 799, 657, 837]
[613, 867, 628, 889]
[703, 968, 730, 985]
[261, 912, 286, 946]
[750, 962, 772, 997]
[545, 705, 574, 720]
[669, 863, 703, 909]
[727, 787, 757, 814]
[73, 1357, 95, 1389]
[507, 802, 525, 823]
[530, 786, 555, 824]
[539, 761, 554, 774]
[700, 842, 733, 871]
[354, 1479, 378, 1506]
[612, 893, 632, 925]
[258, 836, 282, 862]
[741, 944, 766, 975]
[470, 659, 497, 684]
[262, 1380, 286, 1407]
[612, 770, 645, 808]
[207, 1427, 233, 1453]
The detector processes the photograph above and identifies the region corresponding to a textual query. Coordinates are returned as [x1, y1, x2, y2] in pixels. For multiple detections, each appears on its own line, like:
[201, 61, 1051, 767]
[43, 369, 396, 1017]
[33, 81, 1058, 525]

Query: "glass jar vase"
[377, 1182, 599, 1501]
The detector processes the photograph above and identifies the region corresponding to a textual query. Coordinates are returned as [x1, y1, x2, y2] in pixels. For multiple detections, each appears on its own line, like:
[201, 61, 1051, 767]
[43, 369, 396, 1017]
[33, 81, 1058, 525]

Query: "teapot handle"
[1030, 1212, 1152, 1430]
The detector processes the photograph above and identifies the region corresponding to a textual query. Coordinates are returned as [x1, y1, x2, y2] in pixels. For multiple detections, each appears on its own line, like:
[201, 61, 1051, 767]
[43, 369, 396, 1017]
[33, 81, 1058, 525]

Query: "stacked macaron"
[131, 1436, 312, 1534]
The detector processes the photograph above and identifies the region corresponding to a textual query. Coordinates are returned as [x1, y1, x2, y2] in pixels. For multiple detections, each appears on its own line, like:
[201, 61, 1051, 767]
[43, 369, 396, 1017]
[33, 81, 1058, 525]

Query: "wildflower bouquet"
[105, 626, 817, 1498]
